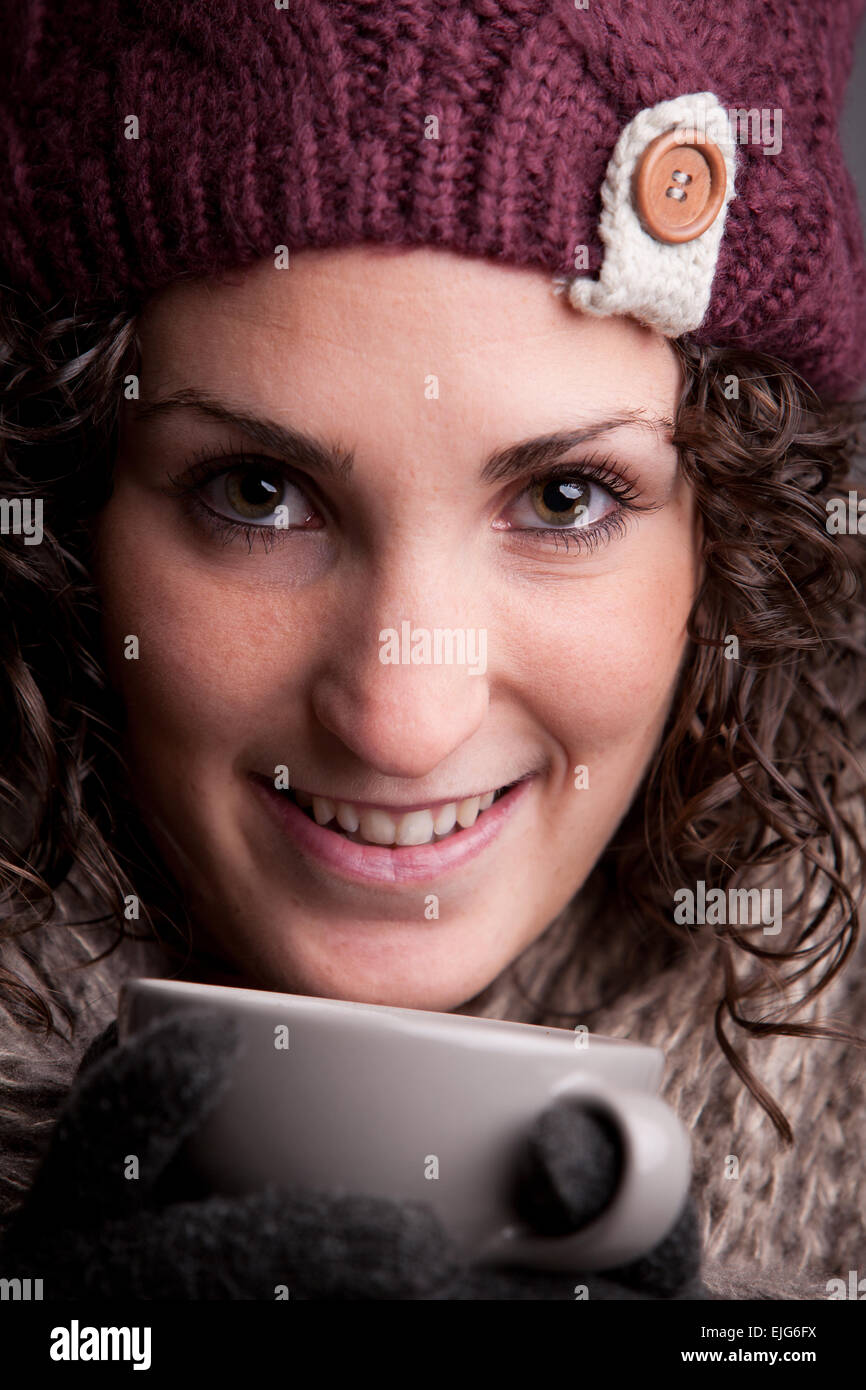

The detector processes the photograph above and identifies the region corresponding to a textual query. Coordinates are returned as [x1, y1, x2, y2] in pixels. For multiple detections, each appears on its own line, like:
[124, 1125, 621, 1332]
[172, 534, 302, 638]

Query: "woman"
[1, 0, 865, 1300]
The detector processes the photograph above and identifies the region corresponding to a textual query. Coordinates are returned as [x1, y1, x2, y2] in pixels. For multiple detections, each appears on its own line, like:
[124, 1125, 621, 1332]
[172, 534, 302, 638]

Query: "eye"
[522, 472, 608, 525]
[514, 475, 610, 529]
[192, 459, 321, 529]
[492, 455, 648, 555]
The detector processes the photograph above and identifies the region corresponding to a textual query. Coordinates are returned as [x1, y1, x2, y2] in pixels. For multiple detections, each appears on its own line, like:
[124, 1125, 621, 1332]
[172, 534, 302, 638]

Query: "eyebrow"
[133, 388, 674, 486]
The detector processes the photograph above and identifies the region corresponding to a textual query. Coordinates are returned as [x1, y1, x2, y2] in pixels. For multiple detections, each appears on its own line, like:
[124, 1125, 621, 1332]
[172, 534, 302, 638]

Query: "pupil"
[240, 473, 279, 505]
[542, 480, 586, 513]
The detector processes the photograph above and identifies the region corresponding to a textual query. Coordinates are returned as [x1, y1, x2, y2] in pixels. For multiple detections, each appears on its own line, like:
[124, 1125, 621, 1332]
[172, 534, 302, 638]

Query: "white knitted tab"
[554, 92, 737, 336]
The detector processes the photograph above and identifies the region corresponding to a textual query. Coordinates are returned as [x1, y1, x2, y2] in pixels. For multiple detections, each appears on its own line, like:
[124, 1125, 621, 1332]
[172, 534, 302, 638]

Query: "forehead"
[134, 245, 682, 435]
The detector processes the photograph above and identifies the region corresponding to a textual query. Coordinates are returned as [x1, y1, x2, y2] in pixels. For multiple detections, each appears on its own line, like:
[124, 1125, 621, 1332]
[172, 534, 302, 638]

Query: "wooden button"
[633, 129, 727, 244]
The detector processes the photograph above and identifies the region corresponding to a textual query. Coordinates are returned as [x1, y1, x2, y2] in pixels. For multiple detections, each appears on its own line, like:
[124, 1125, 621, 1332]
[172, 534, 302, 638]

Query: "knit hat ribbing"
[1, 0, 864, 400]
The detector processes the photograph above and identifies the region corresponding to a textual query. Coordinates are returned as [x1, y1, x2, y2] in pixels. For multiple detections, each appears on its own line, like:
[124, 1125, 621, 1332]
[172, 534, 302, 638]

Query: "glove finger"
[10, 1187, 464, 1301]
[11, 1008, 242, 1233]
[512, 1097, 623, 1235]
[603, 1191, 703, 1297]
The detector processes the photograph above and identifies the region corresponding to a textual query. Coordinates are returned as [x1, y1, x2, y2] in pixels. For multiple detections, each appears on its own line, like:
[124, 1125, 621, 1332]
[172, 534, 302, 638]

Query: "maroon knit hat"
[1, 0, 864, 400]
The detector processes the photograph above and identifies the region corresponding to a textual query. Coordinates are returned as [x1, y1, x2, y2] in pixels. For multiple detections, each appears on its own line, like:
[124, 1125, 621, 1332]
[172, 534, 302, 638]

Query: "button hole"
[671, 170, 692, 184]
[666, 187, 687, 201]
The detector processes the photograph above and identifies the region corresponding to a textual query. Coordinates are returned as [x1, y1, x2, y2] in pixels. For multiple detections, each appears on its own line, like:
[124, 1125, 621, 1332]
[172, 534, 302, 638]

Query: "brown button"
[633, 129, 727, 244]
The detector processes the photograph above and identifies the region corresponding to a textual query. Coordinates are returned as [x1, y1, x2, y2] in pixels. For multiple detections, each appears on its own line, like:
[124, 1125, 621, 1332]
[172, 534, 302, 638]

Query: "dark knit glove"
[0, 1010, 460, 1300]
[0, 1009, 709, 1301]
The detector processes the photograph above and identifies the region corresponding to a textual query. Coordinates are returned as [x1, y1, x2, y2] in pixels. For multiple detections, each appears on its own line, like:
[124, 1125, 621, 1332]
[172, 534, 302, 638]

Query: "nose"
[310, 569, 490, 780]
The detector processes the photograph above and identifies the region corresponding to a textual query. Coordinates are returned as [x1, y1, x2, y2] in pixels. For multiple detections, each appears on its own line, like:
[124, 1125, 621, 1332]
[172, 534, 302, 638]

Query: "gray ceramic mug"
[118, 978, 691, 1272]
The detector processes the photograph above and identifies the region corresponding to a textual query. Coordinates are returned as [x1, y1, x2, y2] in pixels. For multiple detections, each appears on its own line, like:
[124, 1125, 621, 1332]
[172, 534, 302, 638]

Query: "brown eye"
[529, 477, 592, 527]
[495, 471, 621, 538]
[200, 464, 319, 528]
[223, 467, 284, 520]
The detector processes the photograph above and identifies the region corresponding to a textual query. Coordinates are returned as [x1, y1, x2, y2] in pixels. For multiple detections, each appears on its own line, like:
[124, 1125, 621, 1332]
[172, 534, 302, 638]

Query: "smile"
[250, 774, 533, 885]
[282, 785, 507, 846]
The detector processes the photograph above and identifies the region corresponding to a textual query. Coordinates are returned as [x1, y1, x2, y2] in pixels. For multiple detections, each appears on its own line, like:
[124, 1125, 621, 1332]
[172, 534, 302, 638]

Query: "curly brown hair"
[2, 284, 866, 1144]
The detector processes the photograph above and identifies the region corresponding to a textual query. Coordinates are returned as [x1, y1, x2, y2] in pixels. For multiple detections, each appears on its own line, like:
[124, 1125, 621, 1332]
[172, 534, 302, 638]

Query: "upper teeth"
[294, 789, 497, 845]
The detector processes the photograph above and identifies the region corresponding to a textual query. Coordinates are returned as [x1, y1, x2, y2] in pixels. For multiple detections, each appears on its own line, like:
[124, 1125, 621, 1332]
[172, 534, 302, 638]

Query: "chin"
[219, 934, 503, 1014]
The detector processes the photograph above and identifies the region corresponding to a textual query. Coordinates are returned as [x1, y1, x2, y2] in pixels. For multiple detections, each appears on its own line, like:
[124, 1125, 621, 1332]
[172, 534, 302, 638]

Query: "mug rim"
[120, 976, 662, 1059]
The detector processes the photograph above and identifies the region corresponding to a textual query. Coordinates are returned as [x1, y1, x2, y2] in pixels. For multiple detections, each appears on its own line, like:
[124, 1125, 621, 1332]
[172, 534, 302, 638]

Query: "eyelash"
[165, 446, 645, 556]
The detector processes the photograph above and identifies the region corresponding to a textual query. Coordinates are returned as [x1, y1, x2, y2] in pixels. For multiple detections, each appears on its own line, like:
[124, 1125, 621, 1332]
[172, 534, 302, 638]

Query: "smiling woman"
[1, 0, 866, 1312]
[85, 246, 699, 1010]
[2, 247, 865, 1303]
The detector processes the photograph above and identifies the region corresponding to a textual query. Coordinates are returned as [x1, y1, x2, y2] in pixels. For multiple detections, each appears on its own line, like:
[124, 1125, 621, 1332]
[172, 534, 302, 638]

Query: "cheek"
[517, 556, 695, 766]
[93, 517, 289, 767]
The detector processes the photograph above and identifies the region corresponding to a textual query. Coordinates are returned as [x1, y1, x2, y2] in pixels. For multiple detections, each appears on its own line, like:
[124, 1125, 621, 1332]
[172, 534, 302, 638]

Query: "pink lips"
[250, 775, 532, 885]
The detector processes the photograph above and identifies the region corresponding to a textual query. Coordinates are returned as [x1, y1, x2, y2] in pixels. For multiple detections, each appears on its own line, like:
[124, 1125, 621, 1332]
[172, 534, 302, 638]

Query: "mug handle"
[472, 1075, 692, 1273]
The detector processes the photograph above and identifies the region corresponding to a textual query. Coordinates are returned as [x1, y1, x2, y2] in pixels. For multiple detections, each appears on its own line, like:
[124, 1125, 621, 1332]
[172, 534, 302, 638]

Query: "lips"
[250, 774, 533, 885]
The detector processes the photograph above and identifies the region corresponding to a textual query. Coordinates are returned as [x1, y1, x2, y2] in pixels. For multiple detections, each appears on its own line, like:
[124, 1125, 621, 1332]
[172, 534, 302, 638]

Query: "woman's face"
[92, 245, 700, 1009]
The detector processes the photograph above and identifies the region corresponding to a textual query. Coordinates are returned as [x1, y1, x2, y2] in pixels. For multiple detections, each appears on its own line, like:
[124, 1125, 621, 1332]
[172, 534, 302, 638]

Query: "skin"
[91, 244, 701, 1011]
